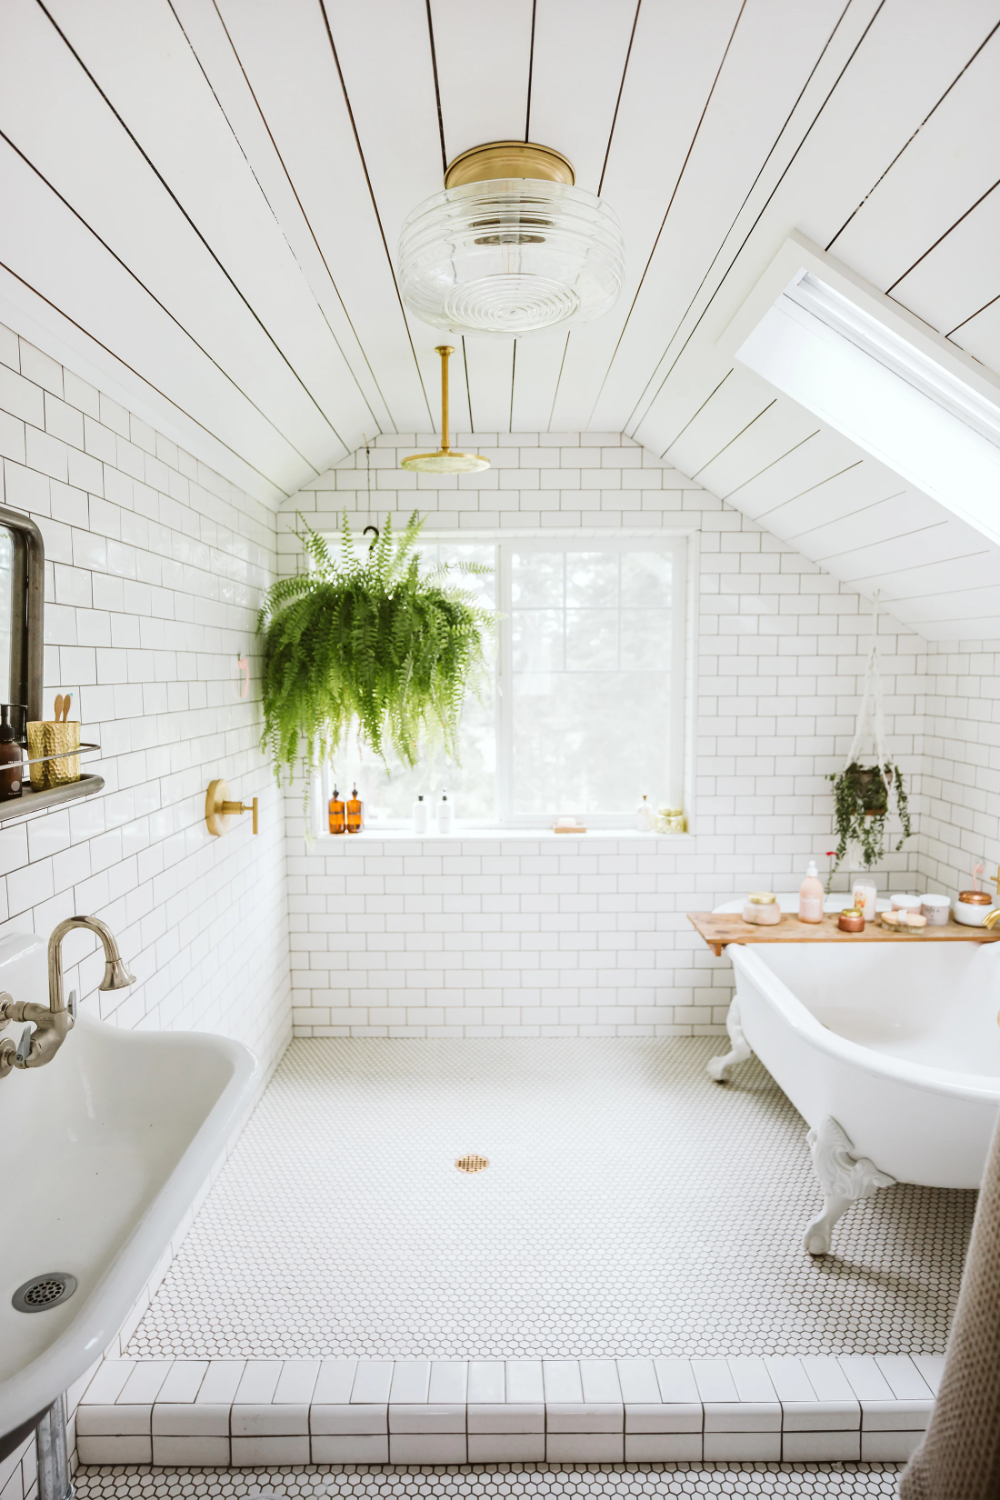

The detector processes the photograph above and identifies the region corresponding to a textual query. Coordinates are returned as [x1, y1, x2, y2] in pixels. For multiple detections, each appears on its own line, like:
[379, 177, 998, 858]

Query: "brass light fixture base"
[401, 345, 490, 474]
[444, 141, 575, 189]
[205, 778, 259, 837]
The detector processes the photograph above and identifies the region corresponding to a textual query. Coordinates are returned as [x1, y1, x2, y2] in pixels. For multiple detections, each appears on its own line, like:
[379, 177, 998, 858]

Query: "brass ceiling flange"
[400, 345, 490, 474]
[444, 141, 575, 189]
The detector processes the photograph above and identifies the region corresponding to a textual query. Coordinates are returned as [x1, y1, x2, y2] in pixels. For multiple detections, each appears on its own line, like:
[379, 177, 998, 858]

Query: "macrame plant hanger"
[844, 590, 891, 794]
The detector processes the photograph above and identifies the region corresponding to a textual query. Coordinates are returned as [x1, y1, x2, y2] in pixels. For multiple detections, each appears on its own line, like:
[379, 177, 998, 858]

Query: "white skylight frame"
[720, 233, 1000, 550]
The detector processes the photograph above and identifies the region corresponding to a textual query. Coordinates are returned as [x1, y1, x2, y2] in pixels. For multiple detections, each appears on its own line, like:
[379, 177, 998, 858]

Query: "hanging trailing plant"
[257, 510, 493, 786]
[827, 760, 912, 874]
[826, 591, 912, 878]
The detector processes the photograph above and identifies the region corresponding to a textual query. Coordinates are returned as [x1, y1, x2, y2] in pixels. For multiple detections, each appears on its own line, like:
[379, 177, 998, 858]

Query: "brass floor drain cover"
[455, 1154, 489, 1173]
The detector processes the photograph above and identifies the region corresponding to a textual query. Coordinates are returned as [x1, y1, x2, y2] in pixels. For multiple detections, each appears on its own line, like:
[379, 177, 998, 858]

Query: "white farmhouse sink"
[0, 934, 256, 1440]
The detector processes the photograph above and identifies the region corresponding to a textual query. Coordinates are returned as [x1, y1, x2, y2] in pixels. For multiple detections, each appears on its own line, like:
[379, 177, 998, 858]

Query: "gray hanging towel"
[900, 1104, 1000, 1499]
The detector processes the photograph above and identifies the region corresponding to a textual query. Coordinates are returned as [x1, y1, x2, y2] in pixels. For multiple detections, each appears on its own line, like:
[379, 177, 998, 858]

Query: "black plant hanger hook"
[363, 433, 379, 551]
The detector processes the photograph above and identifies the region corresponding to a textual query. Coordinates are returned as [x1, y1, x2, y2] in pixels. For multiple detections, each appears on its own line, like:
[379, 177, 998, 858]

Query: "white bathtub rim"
[730, 943, 1000, 1106]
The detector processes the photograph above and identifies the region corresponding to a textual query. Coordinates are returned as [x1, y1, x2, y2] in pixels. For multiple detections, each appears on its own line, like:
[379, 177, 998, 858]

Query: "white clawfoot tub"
[709, 941, 1000, 1255]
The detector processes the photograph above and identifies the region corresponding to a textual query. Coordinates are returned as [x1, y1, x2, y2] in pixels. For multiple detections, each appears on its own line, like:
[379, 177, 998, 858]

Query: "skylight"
[735, 271, 1000, 548]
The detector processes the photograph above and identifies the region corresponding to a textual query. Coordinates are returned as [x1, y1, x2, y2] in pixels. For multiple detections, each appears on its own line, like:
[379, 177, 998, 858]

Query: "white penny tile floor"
[126, 1038, 972, 1361]
[74, 1464, 905, 1496]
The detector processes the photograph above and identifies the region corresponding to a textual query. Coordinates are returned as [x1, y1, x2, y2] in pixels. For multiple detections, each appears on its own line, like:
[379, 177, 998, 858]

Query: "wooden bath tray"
[688, 910, 1000, 956]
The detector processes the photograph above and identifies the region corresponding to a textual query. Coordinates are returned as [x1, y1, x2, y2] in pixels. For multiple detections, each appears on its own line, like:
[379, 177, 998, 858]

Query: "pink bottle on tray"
[798, 860, 824, 923]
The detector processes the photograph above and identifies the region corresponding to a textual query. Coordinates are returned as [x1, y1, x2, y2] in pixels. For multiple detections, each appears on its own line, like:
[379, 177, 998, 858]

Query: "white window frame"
[315, 527, 696, 833]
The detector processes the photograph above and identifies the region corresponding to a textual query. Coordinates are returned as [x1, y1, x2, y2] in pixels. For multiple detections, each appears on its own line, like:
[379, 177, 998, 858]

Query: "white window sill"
[313, 827, 696, 844]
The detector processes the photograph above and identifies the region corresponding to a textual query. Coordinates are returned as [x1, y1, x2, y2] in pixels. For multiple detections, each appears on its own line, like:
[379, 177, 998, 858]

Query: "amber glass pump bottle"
[346, 785, 364, 834]
[328, 787, 346, 835]
[0, 705, 23, 801]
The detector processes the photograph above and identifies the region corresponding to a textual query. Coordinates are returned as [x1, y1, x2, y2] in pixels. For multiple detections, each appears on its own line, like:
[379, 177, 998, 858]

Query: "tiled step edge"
[75, 1353, 944, 1468]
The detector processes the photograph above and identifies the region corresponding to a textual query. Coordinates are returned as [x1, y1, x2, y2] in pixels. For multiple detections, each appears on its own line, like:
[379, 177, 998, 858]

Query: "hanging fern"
[257, 511, 494, 785]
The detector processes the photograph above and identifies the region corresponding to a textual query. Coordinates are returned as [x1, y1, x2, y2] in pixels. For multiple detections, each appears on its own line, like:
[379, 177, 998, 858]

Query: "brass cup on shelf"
[205, 778, 259, 837]
[27, 721, 81, 789]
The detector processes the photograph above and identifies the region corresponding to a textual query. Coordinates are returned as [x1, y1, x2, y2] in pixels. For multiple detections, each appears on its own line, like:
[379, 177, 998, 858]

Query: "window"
[0, 504, 43, 740]
[322, 534, 688, 830]
[736, 270, 1000, 549]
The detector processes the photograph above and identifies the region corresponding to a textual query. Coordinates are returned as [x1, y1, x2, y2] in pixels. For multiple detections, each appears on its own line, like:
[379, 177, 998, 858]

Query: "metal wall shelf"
[0, 773, 105, 823]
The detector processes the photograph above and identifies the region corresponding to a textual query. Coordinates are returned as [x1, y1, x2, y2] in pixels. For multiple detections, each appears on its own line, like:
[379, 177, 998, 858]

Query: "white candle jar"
[920, 893, 950, 926]
[851, 882, 877, 922]
[743, 893, 781, 925]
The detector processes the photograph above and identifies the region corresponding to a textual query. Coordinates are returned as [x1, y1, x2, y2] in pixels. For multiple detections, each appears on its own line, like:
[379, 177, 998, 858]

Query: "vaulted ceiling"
[2, 1, 999, 635]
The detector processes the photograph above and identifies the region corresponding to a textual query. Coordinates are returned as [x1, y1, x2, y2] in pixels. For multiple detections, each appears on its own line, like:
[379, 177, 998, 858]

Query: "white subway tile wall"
[0, 323, 290, 1065]
[921, 641, 1000, 897]
[281, 438, 927, 1038]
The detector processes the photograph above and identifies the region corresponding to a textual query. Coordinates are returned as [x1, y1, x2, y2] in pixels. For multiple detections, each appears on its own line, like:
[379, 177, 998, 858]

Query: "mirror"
[0, 505, 43, 741]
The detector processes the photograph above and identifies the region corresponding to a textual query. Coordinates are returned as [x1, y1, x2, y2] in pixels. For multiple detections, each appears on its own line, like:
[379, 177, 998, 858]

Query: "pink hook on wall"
[237, 655, 250, 699]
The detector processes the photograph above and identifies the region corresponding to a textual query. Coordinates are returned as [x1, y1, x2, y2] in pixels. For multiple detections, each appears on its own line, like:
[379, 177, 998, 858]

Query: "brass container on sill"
[27, 720, 81, 789]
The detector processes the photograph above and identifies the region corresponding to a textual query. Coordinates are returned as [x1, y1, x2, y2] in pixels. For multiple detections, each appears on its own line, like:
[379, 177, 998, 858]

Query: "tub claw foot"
[804, 1116, 896, 1256]
[707, 997, 753, 1082]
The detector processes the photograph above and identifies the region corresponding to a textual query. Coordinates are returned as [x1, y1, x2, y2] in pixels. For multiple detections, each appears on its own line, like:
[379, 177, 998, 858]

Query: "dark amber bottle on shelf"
[328, 787, 346, 835]
[346, 785, 364, 834]
[0, 705, 23, 801]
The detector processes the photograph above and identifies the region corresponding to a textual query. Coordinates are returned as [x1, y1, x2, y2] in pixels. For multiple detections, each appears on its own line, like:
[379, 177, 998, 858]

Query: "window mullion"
[497, 542, 513, 823]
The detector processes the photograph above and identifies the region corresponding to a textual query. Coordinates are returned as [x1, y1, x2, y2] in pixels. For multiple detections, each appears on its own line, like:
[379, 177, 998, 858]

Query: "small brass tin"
[27, 721, 81, 789]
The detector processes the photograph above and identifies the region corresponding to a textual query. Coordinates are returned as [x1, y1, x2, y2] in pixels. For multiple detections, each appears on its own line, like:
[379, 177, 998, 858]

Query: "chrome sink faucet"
[0, 915, 134, 1077]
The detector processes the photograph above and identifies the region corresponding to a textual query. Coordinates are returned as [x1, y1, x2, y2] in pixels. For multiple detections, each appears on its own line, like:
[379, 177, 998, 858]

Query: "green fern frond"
[257, 511, 494, 786]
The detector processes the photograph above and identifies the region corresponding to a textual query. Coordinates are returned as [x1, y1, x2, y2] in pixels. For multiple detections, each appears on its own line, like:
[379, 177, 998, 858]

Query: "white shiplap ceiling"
[1, 0, 999, 636]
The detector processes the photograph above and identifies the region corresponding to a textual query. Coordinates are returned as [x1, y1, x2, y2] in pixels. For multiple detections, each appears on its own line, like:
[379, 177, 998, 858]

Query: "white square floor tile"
[310, 1435, 389, 1463]
[625, 1433, 703, 1461]
[783, 1431, 863, 1462]
[466, 1435, 546, 1463]
[229, 1435, 309, 1466]
[388, 1433, 467, 1464]
[149, 1435, 229, 1466]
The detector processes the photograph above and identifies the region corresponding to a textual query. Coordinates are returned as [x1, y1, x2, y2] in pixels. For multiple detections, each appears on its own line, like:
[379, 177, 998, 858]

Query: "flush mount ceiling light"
[400, 344, 490, 473]
[398, 141, 624, 337]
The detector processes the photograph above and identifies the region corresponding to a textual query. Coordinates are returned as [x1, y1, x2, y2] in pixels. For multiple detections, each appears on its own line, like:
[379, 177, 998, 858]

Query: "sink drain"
[11, 1273, 77, 1314]
[455, 1154, 489, 1173]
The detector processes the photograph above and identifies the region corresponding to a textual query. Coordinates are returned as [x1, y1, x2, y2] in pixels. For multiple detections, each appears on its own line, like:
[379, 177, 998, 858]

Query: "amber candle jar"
[838, 907, 865, 932]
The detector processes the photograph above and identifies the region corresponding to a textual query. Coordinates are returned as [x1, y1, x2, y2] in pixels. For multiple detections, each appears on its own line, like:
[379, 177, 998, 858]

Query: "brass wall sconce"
[205, 778, 259, 838]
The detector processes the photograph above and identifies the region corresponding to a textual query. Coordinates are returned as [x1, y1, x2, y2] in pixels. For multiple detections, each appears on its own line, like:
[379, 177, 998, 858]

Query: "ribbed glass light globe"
[398, 179, 625, 337]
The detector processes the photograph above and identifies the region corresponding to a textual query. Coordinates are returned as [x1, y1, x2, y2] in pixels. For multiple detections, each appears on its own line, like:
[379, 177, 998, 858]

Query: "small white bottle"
[412, 793, 429, 834]
[798, 859, 824, 924]
[437, 789, 453, 835]
[634, 793, 655, 833]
